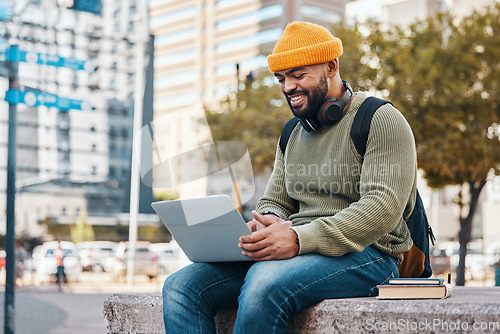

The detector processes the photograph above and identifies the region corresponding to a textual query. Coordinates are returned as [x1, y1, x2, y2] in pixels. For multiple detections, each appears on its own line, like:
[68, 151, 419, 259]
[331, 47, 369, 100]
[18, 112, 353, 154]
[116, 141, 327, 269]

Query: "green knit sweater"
[256, 92, 416, 261]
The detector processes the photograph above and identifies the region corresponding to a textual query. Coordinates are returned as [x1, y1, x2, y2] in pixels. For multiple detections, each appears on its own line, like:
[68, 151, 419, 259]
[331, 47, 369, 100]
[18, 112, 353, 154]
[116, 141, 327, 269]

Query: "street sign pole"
[4, 45, 19, 334]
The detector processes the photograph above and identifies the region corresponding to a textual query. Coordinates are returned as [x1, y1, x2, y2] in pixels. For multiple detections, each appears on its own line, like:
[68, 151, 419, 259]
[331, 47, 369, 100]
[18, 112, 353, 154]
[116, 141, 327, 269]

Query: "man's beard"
[286, 75, 329, 119]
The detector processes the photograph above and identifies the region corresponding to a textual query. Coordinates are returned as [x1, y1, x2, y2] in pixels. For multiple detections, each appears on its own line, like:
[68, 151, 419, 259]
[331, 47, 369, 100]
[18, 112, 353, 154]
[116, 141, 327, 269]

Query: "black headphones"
[298, 80, 353, 132]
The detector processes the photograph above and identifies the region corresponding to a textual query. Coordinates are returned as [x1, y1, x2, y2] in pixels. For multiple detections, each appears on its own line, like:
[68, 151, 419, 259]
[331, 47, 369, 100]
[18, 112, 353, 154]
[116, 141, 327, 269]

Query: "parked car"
[0, 245, 28, 277]
[430, 247, 451, 275]
[76, 241, 117, 272]
[0, 250, 6, 271]
[436, 241, 487, 280]
[14, 244, 27, 281]
[111, 241, 158, 281]
[149, 241, 191, 274]
[35, 241, 82, 283]
[463, 241, 487, 280]
[485, 241, 500, 266]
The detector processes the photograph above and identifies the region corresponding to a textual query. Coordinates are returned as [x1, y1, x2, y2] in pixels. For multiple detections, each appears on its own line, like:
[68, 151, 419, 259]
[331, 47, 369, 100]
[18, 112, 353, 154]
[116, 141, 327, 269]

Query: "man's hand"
[239, 210, 299, 261]
[246, 212, 284, 232]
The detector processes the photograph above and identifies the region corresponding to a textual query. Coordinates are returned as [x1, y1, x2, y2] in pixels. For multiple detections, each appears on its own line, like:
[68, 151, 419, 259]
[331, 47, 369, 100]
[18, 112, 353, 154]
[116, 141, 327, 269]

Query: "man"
[54, 241, 66, 291]
[163, 22, 416, 333]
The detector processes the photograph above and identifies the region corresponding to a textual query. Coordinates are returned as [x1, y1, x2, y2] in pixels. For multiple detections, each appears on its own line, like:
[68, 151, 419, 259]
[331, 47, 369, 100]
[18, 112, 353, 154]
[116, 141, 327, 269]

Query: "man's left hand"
[239, 210, 299, 261]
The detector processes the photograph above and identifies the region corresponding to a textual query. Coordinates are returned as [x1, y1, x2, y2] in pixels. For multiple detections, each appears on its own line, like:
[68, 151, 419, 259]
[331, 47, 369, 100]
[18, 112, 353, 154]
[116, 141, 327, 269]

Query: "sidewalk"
[0, 273, 168, 334]
[1, 270, 167, 295]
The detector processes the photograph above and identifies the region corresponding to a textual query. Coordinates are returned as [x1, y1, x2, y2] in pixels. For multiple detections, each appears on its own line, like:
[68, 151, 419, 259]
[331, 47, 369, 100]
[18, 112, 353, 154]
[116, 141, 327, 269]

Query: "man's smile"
[287, 92, 307, 108]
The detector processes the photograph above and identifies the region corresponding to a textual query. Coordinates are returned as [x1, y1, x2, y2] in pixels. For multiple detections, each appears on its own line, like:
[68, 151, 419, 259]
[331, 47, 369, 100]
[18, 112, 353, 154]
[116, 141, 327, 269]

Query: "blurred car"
[430, 247, 451, 275]
[149, 241, 191, 274]
[437, 241, 487, 280]
[0, 250, 6, 271]
[35, 241, 82, 283]
[485, 241, 500, 266]
[111, 241, 158, 281]
[30, 245, 43, 271]
[14, 244, 28, 281]
[464, 241, 487, 280]
[76, 241, 117, 272]
[0, 246, 28, 283]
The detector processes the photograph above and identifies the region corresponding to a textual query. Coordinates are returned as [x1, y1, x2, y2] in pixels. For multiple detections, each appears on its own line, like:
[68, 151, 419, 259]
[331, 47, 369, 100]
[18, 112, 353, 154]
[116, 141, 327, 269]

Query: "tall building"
[0, 0, 154, 237]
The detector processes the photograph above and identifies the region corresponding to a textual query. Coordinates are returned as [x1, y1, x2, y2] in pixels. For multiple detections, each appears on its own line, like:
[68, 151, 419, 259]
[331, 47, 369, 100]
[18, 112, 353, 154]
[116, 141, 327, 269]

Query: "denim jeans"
[162, 245, 399, 334]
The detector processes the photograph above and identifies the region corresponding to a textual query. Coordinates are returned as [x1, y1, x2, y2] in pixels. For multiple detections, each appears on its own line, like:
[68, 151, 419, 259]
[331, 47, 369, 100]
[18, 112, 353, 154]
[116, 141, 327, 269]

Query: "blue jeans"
[162, 245, 399, 334]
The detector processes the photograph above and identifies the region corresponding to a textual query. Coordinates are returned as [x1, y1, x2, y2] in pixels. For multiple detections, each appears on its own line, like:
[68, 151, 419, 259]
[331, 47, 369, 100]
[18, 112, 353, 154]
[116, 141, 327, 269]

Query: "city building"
[345, 0, 498, 26]
[0, 0, 154, 237]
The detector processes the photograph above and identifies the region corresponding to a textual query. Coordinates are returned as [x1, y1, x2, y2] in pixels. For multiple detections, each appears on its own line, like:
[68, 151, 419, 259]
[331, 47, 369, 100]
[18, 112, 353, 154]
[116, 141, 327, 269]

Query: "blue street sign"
[6, 46, 95, 72]
[5, 89, 92, 111]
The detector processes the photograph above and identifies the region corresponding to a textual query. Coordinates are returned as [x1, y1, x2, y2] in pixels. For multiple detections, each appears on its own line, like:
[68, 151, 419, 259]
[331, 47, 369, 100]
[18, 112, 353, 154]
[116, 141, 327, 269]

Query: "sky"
[346, 0, 454, 18]
[345, 0, 391, 21]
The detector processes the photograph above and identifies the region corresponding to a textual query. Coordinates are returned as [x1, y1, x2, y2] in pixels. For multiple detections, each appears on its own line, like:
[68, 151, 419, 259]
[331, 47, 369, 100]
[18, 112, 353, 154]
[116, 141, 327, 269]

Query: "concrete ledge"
[104, 287, 500, 333]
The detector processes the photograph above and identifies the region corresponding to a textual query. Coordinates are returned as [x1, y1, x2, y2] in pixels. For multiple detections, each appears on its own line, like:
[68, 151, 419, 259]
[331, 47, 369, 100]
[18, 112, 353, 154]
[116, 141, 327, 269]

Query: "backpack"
[279, 97, 436, 278]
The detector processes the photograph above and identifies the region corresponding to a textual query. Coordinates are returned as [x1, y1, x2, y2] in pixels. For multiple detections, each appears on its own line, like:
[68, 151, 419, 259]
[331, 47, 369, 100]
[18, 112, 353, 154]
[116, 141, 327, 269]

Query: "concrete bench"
[103, 286, 500, 333]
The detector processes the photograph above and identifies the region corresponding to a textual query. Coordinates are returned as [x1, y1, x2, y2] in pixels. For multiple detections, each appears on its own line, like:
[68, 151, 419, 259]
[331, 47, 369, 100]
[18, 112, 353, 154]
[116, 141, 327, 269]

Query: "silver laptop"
[151, 195, 253, 262]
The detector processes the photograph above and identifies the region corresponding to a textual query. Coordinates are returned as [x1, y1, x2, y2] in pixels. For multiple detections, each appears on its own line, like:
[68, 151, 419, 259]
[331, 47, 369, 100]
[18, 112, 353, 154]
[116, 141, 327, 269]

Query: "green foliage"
[205, 74, 292, 173]
[40, 217, 71, 240]
[331, 22, 380, 93]
[39, 216, 171, 243]
[348, 6, 500, 188]
[335, 4, 500, 285]
[154, 189, 180, 201]
[70, 211, 96, 244]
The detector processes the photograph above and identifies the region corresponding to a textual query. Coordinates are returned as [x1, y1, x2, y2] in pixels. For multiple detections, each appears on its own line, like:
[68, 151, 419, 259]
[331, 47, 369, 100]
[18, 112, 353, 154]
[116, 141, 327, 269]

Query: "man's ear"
[326, 59, 339, 78]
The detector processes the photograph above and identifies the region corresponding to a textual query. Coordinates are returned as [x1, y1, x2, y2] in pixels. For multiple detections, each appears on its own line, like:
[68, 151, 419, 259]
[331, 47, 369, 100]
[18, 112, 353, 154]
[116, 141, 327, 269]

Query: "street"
[0, 271, 166, 334]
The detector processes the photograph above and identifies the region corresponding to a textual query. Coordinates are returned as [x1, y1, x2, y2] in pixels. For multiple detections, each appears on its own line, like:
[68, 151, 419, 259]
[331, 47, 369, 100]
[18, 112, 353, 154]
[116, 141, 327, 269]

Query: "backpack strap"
[279, 117, 299, 154]
[279, 97, 392, 157]
[350, 97, 392, 158]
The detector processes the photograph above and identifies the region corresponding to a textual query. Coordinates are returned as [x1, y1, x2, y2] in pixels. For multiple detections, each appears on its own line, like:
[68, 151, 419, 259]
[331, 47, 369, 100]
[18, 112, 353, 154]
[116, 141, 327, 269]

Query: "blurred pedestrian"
[54, 241, 66, 291]
[14, 243, 27, 286]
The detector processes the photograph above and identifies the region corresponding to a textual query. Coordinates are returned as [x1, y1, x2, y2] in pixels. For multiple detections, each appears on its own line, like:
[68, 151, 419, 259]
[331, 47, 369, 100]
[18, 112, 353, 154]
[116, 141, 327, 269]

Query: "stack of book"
[377, 277, 452, 299]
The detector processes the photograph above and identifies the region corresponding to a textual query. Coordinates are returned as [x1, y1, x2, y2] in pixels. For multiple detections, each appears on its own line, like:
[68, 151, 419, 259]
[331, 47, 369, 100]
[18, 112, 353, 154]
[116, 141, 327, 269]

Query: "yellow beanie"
[267, 22, 343, 72]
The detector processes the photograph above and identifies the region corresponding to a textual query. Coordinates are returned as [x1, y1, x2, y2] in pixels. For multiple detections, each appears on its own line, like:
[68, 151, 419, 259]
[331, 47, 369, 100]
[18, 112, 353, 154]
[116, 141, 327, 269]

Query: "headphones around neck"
[298, 80, 353, 132]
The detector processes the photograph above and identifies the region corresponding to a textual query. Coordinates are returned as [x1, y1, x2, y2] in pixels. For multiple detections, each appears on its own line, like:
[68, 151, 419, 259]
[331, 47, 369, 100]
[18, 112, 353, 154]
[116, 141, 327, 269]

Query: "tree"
[70, 211, 95, 244]
[205, 73, 291, 173]
[336, 5, 500, 285]
[40, 217, 71, 240]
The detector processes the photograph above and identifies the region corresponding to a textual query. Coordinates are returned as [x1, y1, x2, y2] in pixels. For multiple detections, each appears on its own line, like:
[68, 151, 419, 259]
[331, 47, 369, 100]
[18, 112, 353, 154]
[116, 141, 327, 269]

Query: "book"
[387, 278, 444, 285]
[377, 283, 452, 299]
